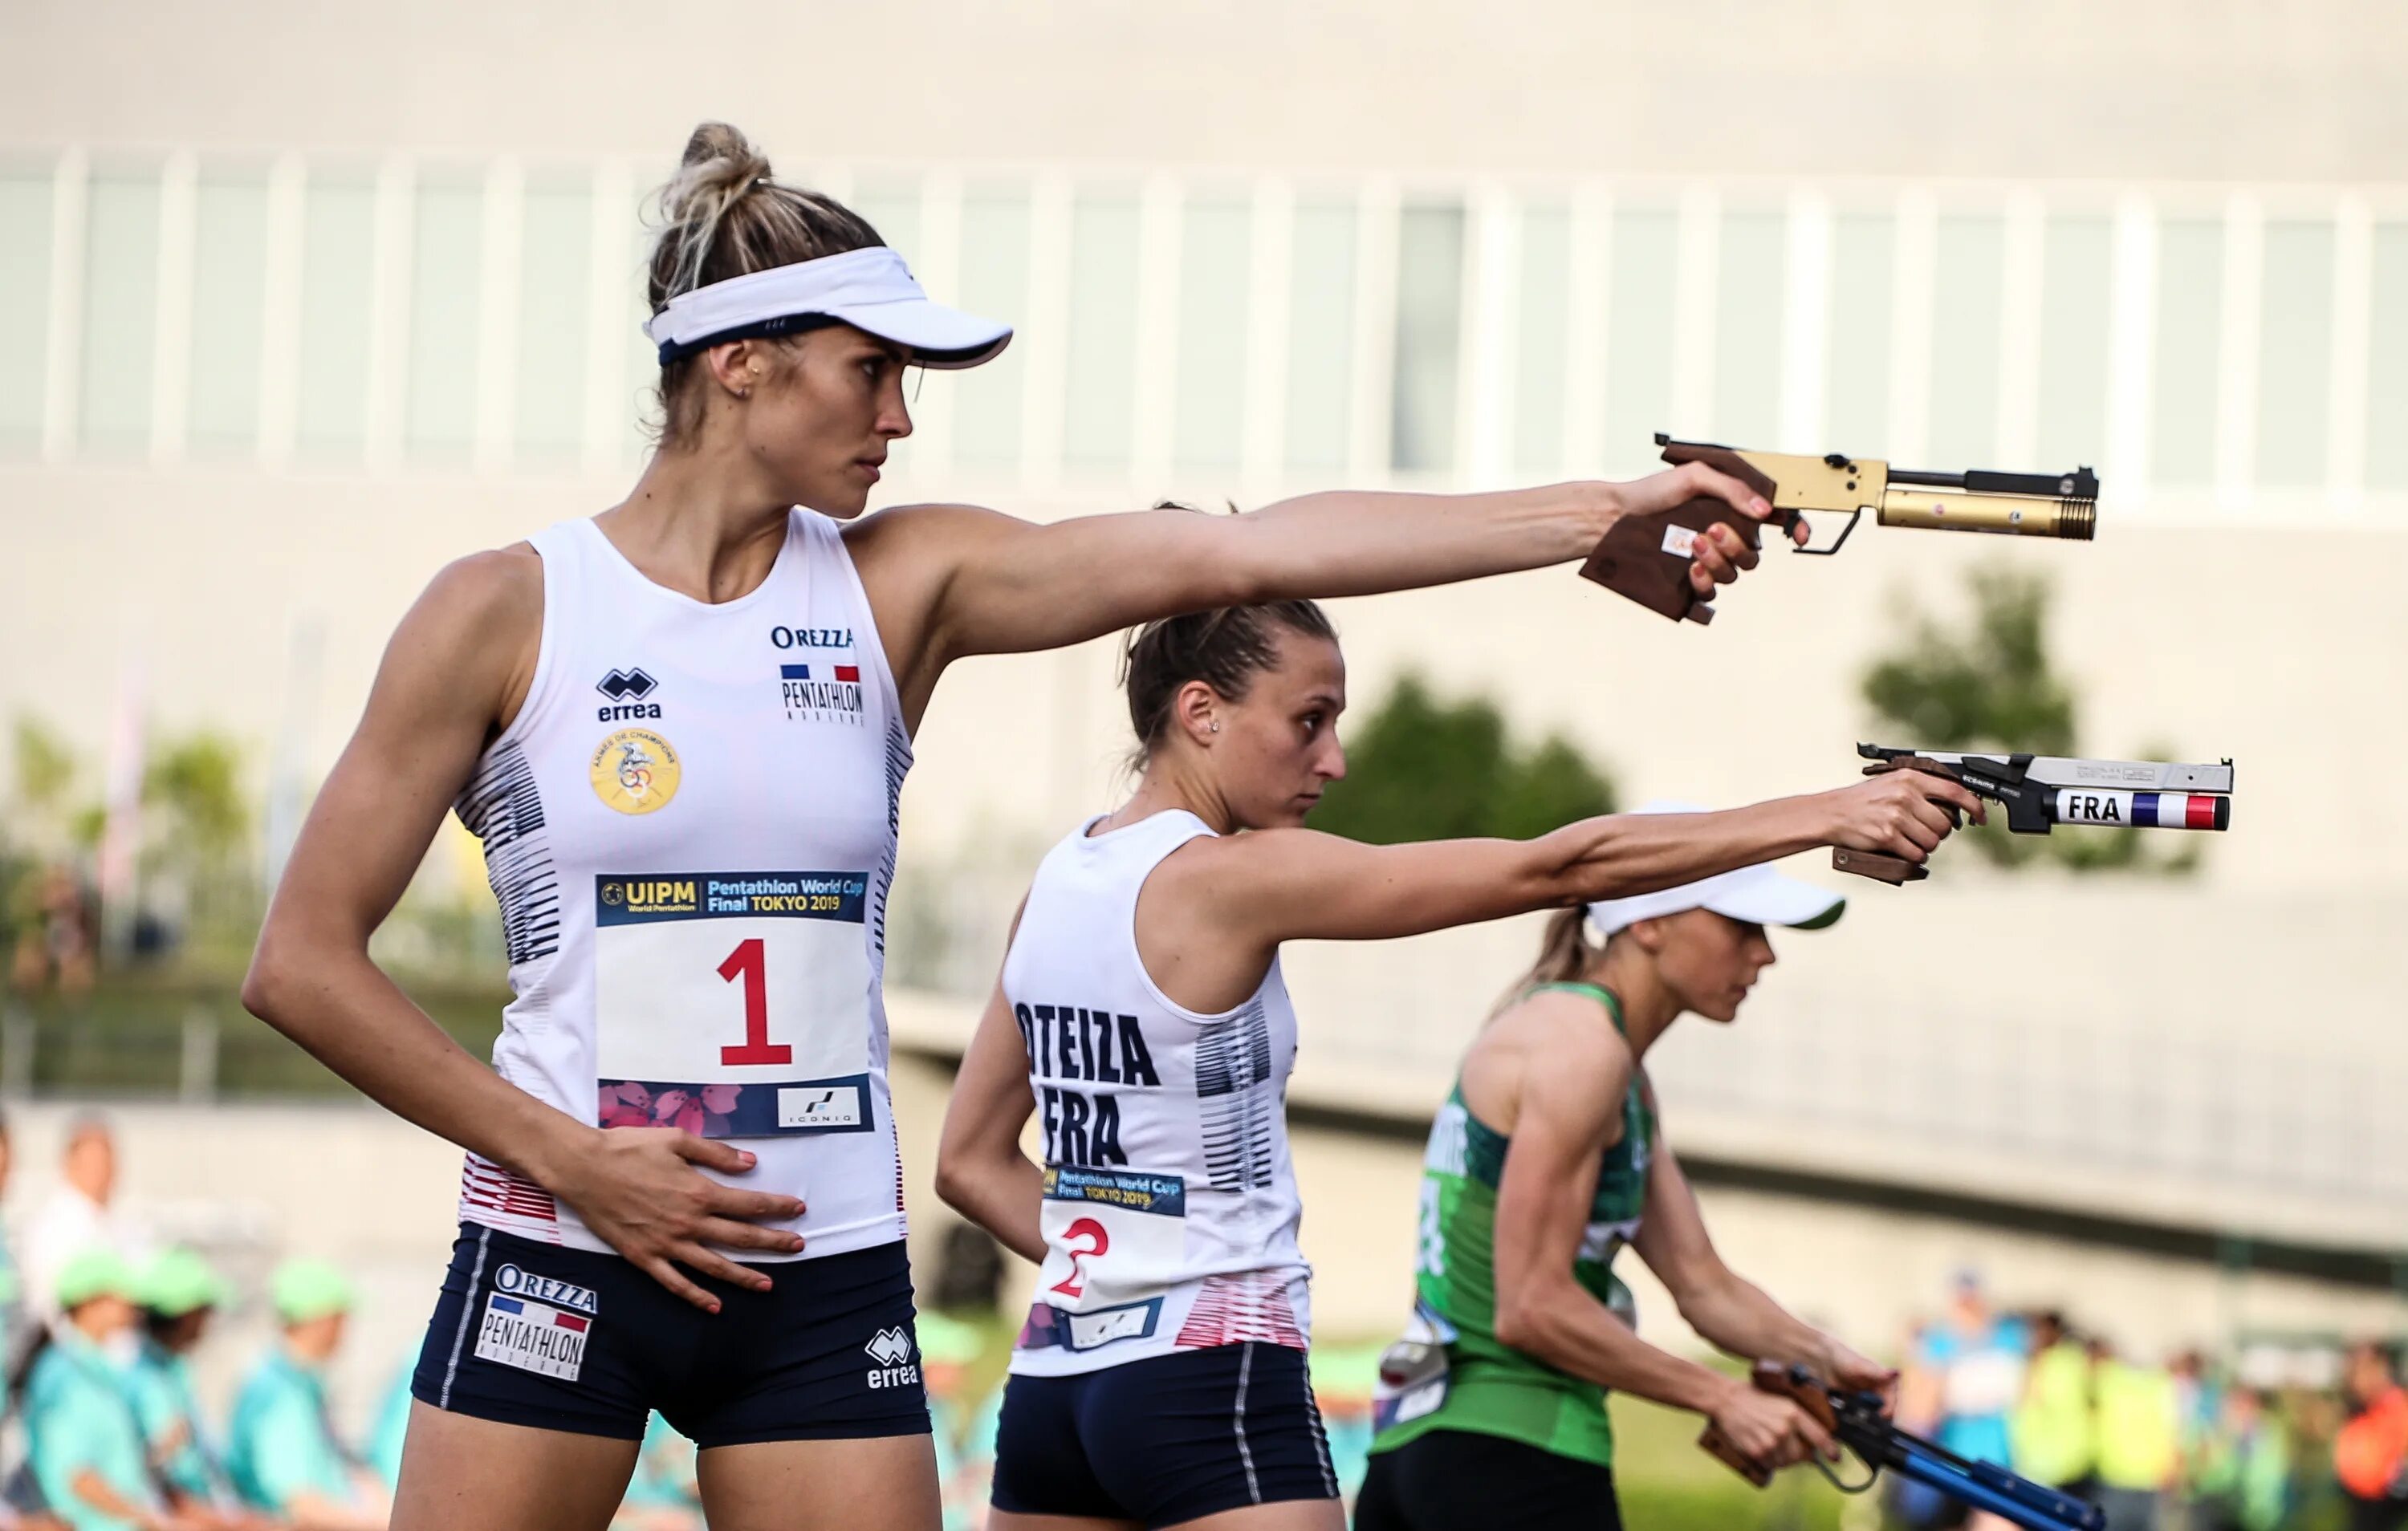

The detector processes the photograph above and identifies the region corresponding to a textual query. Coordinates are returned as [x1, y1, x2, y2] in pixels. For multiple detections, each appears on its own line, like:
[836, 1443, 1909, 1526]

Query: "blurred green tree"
[1308, 672, 1617, 845]
[140, 729, 258, 938]
[1860, 566, 2199, 875]
[144, 731, 250, 878]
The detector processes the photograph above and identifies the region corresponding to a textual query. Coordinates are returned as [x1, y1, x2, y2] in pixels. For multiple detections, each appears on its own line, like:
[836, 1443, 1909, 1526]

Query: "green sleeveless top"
[1369, 981, 1655, 1468]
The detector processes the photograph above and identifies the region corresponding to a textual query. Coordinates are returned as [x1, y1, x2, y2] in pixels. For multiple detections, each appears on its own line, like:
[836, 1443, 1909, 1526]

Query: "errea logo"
[596, 668, 663, 722]
[864, 1326, 920, 1390]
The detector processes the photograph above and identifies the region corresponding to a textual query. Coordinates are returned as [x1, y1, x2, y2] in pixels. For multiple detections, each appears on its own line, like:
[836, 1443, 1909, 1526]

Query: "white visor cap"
[642, 246, 1013, 370]
[1584, 800, 1845, 939]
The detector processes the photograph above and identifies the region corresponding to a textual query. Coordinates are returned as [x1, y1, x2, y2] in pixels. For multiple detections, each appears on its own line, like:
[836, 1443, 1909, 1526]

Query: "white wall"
[6, 0, 2408, 184]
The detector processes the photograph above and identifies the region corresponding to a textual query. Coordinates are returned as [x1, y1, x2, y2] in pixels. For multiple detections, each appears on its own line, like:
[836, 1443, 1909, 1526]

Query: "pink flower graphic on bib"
[699, 1084, 744, 1137]
[599, 1081, 653, 1128]
[650, 1089, 706, 1135]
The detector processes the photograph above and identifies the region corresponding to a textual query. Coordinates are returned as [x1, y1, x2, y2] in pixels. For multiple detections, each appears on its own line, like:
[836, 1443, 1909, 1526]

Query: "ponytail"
[1491, 905, 1603, 1020]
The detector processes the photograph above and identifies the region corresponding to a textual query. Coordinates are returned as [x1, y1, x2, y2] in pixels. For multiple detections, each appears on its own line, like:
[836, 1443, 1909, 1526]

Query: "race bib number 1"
[594, 871, 877, 1139]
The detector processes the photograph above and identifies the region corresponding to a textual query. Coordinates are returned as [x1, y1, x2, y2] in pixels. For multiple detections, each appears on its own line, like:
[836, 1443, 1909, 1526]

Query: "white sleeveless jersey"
[452, 510, 912, 1261]
[1002, 810, 1312, 1376]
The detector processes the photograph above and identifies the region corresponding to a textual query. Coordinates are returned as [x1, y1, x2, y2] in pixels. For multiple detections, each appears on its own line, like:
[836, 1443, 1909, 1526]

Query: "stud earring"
[1209, 721, 1221, 733]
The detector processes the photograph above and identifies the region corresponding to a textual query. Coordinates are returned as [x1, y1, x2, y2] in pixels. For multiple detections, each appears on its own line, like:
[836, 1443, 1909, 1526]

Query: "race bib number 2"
[594, 871, 877, 1139]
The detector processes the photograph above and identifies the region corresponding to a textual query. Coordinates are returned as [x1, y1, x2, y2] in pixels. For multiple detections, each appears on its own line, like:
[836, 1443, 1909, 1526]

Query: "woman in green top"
[1356, 813, 1898, 1531]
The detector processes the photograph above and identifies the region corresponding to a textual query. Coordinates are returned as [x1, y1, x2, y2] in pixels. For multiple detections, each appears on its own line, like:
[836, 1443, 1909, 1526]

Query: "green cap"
[270, 1259, 355, 1325]
[136, 1249, 226, 1318]
[914, 1312, 984, 1367]
[55, 1247, 137, 1310]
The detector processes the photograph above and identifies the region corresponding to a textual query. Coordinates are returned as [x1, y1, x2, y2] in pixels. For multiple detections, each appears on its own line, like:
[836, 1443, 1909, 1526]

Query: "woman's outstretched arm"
[1161, 770, 1983, 960]
[850, 465, 1796, 715]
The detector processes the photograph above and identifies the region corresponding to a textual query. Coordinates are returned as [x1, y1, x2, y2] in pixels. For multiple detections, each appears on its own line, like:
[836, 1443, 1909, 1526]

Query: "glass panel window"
[515, 177, 592, 462]
[1825, 213, 1893, 453]
[0, 166, 53, 449]
[1514, 203, 1570, 477]
[186, 171, 270, 455]
[1062, 193, 1139, 473]
[950, 188, 1031, 469]
[2149, 218, 2222, 487]
[79, 169, 162, 455]
[1283, 197, 1355, 474]
[1926, 214, 2004, 466]
[1173, 197, 1249, 472]
[296, 173, 377, 457]
[2363, 224, 2408, 492]
[1390, 202, 1464, 473]
[405, 174, 483, 459]
[2255, 219, 2334, 488]
[2035, 217, 2112, 471]
[1600, 206, 1675, 477]
[1711, 210, 1784, 448]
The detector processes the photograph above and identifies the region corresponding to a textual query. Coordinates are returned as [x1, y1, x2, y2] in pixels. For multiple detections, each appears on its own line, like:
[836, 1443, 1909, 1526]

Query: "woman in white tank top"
[241, 112, 1853, 1531]
[934, 601, 1981, 1531]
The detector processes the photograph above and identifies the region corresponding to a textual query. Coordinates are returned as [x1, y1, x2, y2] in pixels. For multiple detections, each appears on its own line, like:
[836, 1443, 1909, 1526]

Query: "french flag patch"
[474, 1293, 593, 1381]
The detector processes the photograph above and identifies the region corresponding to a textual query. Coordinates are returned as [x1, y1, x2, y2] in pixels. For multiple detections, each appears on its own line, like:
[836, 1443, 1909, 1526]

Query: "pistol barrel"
[1877, 488, 2097, 540]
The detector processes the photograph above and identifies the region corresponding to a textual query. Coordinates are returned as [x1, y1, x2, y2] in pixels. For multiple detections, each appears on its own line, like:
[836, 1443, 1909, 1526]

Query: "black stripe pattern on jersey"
[456, 741, 560, 964]
[868, 715, 910, 960]
[1196, 997, 1277, 1191]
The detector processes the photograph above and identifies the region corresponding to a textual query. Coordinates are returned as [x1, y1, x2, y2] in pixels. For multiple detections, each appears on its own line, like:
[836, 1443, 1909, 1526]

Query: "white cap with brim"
[643, 246, 1013, 370]
[1584, 800, 1846, 938]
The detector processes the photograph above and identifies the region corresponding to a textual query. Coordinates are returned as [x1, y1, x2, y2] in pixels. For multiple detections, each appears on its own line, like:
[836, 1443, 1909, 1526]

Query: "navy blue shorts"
[990, 1342, 1338, 1528]
[410, 1223, 929, 1448]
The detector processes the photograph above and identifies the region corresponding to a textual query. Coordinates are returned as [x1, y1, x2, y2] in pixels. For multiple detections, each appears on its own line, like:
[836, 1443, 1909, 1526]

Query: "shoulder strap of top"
[1527, 981, 1627, 1039]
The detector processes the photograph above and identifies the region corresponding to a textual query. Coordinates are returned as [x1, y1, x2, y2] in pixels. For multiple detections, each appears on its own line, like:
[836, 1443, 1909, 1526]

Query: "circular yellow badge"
[589, 728, 681, 815]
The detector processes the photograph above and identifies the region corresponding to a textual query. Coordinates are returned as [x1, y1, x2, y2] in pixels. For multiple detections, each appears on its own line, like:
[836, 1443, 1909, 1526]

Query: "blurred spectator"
[22, 1249, 165, 1531]
[226, 1261, 385, 1530]
[125, 1250, 234, 1520]
[612, 1413, 699, 1531]
[2335, 1342, 2408, 1531]
[2190, 1383, 2290, 1531]
[363, 1367, 410, 1494]
[7, 866, 95, 1000]
[919, 1312, 995, 1531]
[2170, 1348, 2220, 1492]
[0, 1111, 26, 1375]
[1908, 1272, 2028, 1466]
[2090, 1336, 2180, 1531]
[23, 1120, 145, 1323]
[2011, 1311, 2096, 1496]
